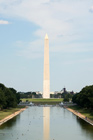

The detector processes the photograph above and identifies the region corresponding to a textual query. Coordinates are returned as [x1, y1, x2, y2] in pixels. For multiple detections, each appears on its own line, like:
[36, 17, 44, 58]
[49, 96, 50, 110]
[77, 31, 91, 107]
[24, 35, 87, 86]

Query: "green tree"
[0, 89, 6, 109]
[5, 88, 17, 108]
[0, 83, 20, 109]
[72, 85, 93, 109]
[63, 94, 69, 102]
[9, 88, 20, 104]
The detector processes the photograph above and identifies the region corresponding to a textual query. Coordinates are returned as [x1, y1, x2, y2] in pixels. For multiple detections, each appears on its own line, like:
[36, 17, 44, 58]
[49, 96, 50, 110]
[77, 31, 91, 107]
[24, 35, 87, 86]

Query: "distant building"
[54, 91, 62, 94]
[61, 88, 75, 95]
[50, 92, 54, 94]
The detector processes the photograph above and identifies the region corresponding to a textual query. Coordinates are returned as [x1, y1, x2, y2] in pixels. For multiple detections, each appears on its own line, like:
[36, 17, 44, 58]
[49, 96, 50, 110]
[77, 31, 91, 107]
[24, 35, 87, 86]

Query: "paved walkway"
[0, 108, 26, 126]
[66, 108, 93, 126]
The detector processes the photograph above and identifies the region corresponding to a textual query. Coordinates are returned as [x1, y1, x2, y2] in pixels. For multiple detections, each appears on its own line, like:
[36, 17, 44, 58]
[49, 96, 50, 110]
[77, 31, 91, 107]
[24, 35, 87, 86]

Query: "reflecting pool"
[0, 106, 93, 140]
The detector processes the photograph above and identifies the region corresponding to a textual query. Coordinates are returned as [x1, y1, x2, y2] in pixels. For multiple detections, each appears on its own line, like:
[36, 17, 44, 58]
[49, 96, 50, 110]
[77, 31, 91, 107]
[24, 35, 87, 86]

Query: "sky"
[0, 0, 93, 93]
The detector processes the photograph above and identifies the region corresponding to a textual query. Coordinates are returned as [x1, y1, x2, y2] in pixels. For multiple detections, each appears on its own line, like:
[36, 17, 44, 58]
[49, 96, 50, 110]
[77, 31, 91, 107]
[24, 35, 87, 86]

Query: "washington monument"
[43, 34, 50, 98]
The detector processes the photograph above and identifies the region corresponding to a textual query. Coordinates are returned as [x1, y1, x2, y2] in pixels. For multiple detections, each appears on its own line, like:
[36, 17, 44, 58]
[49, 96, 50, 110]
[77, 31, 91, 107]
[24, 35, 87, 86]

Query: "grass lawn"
[0, 106, 25, 120]
[68, 106, 93, 121]
[21, 98, 63, 104]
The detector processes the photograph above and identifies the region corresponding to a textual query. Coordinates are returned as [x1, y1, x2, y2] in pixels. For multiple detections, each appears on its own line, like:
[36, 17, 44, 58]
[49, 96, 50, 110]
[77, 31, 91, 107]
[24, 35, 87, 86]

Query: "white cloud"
[0, 20, 9, 24]
[89, 6, 93, 13]
[0, 0, 79, 38]
[0, 0, 93, 58]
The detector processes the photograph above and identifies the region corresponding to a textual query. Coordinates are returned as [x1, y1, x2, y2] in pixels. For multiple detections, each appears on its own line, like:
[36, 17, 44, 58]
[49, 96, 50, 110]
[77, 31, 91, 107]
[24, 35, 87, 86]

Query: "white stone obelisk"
[43, 34, 50, 98]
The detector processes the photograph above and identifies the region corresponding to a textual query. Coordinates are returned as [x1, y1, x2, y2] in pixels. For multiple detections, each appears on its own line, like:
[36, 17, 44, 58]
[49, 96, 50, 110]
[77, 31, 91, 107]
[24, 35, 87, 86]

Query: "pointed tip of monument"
[45, 33, 48, 39]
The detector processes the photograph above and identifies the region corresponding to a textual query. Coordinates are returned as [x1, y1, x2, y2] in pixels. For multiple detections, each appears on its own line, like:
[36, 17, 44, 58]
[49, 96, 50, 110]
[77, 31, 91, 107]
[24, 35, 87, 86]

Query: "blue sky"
[0, 0, 93, 92]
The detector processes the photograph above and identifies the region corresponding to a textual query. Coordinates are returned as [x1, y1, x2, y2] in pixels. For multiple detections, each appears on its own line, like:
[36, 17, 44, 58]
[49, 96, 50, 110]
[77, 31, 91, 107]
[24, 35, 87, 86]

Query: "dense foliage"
[72, 85, 93, 109]
[0, 83, 20, 109]
[20, 92, 42, 98]
[50, 91, 73, 100]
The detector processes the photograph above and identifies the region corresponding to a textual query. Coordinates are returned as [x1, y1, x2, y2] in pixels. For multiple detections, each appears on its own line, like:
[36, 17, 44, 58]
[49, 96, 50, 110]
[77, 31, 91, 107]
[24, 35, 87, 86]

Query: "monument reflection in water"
[43, 107, 50, 140]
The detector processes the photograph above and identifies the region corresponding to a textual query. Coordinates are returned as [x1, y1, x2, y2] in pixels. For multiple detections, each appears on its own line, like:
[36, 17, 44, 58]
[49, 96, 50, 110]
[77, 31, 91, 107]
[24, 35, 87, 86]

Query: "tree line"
[0, 83, 20, 109]
[50, 91, 74, 101]
[72, 85, 93, 109]
[19, 92, 42, 98]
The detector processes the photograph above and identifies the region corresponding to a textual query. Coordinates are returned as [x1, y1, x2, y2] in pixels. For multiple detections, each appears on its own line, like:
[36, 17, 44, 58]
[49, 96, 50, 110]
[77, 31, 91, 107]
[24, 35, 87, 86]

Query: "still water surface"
[0, 106, 93, 140]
